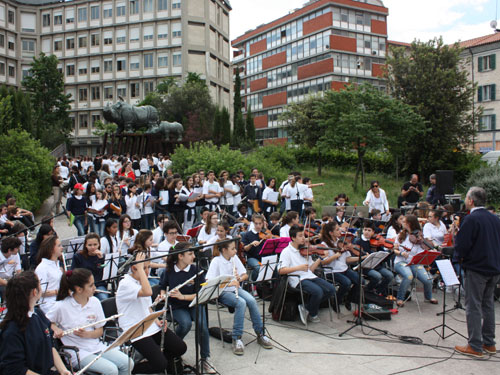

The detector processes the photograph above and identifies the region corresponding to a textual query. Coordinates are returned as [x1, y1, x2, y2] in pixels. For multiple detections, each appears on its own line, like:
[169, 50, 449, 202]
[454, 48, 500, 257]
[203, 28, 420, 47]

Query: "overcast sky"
[229, 0, 499, 45]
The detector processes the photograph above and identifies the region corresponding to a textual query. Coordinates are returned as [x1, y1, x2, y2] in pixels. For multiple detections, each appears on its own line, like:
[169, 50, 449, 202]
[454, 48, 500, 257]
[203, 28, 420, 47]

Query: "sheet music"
[267, 191, 279, 203]
[256, 255, 278, 282]
[103, 253, 120, 280]
[159, 190, 169, 206]
[180, 192, 200, 202]
[189, 275, 232, 307]
[436, 259, 460, 286]
[355, 251, 390, 270]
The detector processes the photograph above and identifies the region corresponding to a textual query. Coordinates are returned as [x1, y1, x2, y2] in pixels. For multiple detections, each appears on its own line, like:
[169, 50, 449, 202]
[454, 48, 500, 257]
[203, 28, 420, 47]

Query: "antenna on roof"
[491, 20, 499, 33]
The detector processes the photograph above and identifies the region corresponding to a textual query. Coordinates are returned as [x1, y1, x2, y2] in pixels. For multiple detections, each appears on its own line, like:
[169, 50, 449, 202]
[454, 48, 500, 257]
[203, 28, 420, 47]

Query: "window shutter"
[492, 114, 496, 130]
[478, 87, 482, 102]
[491, 54, 496, 70]
[491, 84, 496, 101]
[478, 56, 483, 72]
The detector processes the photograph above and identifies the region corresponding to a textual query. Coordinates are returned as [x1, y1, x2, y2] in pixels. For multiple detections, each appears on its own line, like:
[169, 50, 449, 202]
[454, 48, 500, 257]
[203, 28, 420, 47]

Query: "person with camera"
[398, 174, 424, 208]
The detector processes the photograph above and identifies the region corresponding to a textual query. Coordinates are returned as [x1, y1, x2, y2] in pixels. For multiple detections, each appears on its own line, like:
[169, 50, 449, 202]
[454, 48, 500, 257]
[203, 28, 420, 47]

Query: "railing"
[51, 143, 67, 159]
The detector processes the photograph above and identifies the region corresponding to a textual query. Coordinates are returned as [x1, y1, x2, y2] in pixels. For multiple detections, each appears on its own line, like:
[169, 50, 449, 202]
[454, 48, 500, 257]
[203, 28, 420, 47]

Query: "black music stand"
[339, 251, 390, 337]
[437, 248, 465, 315]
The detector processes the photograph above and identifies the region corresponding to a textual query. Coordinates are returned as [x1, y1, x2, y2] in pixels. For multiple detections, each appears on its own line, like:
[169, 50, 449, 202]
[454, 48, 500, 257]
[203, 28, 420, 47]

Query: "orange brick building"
[231, 0, 388, 145]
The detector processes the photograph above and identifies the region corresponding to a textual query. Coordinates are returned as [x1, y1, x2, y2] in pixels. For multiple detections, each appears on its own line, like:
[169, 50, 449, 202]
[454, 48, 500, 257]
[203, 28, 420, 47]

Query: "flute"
[150, 270, 204, 309]
[61, 313, 123, 336]
[233, 257, 239, 299]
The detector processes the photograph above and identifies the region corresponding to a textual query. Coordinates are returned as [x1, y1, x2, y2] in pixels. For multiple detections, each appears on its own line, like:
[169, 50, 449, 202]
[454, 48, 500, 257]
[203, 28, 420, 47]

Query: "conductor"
[454, 187, 500, 358]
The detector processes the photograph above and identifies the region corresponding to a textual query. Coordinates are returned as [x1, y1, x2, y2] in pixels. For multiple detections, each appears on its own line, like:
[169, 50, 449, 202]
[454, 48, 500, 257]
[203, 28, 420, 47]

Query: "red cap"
[73, 183, 84, 190]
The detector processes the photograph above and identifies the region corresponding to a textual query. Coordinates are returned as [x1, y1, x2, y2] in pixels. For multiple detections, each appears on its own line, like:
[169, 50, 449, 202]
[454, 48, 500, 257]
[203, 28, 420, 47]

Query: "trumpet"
[150, 270, 204, 309]
[61, 313, 123, 337]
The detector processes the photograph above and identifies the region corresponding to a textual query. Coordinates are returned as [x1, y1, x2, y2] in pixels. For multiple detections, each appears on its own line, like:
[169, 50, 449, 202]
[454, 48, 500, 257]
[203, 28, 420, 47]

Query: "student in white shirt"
[197, 212, 218, 245]
[423, 211, 447, 247]
[139, 183, 155, 230]
[153, 222, 179, 281]
[206, 239, 272, 356]
[202, 171, 222, 211]
[282, 177, 303, 215]
[35, 235, 63, 314]
[100, 219, 119, 255]
[205, 221, 232, 255]
[181, 176, 201, 233]
[48, 268, 131, 374]
[116, 251, 187, 374]
[0, 237, 22, 300]
[152, 214, 168, 246]
[87, 189, 108, 237]
[261, 178, 279, 221]
[117, 215, 138, 256]
[279, 211, 300, 238]
[230, 174, 242, 215]
[125, 183, 141, 229]
[279, 225, 335, 325]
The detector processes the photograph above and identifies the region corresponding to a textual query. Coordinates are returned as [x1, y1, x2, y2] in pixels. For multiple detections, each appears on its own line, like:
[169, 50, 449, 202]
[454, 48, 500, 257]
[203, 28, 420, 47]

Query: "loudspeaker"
[436, 170, 454, 195]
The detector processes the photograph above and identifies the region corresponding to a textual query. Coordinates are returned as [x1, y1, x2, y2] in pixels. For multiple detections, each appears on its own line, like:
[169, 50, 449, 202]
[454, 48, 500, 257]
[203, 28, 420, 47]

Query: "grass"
[301, 166, 426, 215]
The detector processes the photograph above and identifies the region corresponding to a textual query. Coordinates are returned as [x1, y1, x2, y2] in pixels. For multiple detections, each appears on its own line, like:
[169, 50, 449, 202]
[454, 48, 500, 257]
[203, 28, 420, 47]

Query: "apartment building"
[460, 33, 500, 152]
[0, 0, 232, 155]
[231, 0, 388, 145]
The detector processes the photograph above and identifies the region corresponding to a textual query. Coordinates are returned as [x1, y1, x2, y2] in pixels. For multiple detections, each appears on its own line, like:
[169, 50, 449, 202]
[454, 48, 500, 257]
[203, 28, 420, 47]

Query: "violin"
[369, 234, 395, 249]
[298, 245, 330, 257]
[258, 229, 278, 241]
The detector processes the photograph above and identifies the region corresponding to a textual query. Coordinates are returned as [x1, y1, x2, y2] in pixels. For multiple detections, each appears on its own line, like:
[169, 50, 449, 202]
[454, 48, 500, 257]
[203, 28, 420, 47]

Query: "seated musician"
[268, 212, 281, 236]
[368, 209, 384, 234]
[159, 243, 216, 374]
[0, 237, 22, 301]
[48, 268, 131, 374]
[320, 222, 360, 312]
[333, 193, 349, 207]
[279, 210, 299, 238]
[393, 215, 438, 307]
[303, 207, 321, 234]
[334, 207, 346, 227]
[353, 222, 394, 297]
[423, 210, 447, 248]
[235, 202, 251, 224]
[241, 214, 266, 296]
[279, 225, 335, 325]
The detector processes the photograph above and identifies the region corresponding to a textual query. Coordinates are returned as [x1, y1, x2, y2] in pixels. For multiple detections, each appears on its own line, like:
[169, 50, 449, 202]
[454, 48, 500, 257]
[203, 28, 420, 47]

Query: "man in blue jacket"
[454, 187, 500, 358]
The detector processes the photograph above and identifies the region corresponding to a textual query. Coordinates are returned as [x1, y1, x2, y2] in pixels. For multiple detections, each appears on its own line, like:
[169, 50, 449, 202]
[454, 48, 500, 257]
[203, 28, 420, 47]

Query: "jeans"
[364, 266, 394, 295]
[142, 213, 154, 230]
[300, 277, 336, 317]
[332, 268, 359, 302]
[394, 262, 433, 301]
[73, 214, 86, 236]
[79, 348, 132, 375]
[218, 288, 263, 340]
[246, 257, 260, 282]
[89, 218, 105, 237]
[172, 306, 210, 359]
[94, 285, 109, 301]
[464, 270, 500, 352]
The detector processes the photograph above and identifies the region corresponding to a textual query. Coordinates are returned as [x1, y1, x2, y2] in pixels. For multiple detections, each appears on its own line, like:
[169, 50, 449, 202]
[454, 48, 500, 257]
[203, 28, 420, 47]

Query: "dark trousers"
[131, 329, 187, 374]
[464, 270, 500, 352]
[300, 277, 336, 317]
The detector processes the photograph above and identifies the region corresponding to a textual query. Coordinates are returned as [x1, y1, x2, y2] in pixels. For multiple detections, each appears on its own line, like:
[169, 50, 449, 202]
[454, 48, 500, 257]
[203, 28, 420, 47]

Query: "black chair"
[101, 297, 121, 343]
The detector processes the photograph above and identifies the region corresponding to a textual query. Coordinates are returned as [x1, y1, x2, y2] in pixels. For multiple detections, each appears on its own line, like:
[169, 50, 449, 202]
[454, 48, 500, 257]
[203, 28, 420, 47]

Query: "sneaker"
[309, 315, 321, 323]
[483, 345, 497, 355]
[298, 304, 308, 326]
[454, 345, 484, 358]
[232, 338, 244, 356]
[257, 334, 273, 349]
[251, 285, 259, 298]
[202, 358, 217, 374]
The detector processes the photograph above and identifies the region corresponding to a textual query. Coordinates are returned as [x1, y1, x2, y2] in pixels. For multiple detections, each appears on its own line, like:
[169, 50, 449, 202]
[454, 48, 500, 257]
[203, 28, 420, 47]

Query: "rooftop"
[458, 32, 500, 48]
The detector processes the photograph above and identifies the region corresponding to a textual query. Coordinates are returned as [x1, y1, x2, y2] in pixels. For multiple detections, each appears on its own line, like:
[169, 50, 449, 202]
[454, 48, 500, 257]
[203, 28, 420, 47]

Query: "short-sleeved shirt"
[116, 274, 161, 342]
[46, 296, 107, 365]
[206, 255, 246, 293]
[35, 258, 63, 314]
[279, 243, 316, 288]
[402, 182, 423, 204]
[423, 221, 447, 246]
[0, 251, 21, 280]
[203, 181, 222, 204]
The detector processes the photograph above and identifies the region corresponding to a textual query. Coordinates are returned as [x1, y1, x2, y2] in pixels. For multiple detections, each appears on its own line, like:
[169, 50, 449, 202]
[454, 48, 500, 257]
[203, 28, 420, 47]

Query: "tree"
[220, 106, 231, 145]
[213, 107, 222, 144]
[0, 85, 33, 135]
[387, 38, 479, 178]
[92, 120, 118, 137]
[0, 95, 14, 134]
[245, 105, 255, 145]
[232, 69, 246, 147]
[22, 53, 72, 149]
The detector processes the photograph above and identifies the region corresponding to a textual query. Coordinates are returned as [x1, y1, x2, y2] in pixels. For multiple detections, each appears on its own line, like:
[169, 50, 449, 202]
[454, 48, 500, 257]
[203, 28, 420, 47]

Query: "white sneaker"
[202, 358, 217, 374]
[232, 338, 244, 356]
[310, 315, 321, 323]
[298, 304, 308, 326]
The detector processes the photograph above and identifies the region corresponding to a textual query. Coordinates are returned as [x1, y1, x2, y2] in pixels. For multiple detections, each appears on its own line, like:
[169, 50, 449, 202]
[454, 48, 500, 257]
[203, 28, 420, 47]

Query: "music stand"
[438, 247, 465, 315]
[424, 259, 466, 339]
[259, 237, 291, 257]
[339, 251, 391, 337]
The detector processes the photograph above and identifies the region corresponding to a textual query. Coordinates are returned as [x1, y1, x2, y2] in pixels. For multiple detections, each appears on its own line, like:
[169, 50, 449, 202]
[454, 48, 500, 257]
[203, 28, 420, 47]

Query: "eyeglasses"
[167, 231, 178, 235]
[373, 185, 379, 188]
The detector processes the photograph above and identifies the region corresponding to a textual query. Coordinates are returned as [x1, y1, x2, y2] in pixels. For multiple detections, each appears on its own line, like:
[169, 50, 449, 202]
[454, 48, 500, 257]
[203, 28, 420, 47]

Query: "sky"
[229, 0, 499, 45]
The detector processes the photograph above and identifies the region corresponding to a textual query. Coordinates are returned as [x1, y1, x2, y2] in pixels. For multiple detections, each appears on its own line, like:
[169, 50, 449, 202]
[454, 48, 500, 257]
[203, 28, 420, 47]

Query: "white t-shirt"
[279, 243, 317, 288]
[153, 240, 178, 266]
[423, 221, 447, 246]
[223, 181, 236, 206]
[138, 192, 154, 215]
[0, 252, 21, 280]
[206, 255, 246, 292]
[198, 226, 217, 243]
[46, 296, 107, 365]
[116, 274, 161, 342]
[282, 184, 301, 210]
[321, 241, 350, 273]
[139, 158, 149, 173]
[125, 195, 141, 220]
[117, 229, 138, 256]
[100, 235, 118, 255]
[203, 181, 222, 204]
[35, 258, 63, 314]
[262, 187, 278, 212]
[232, 183, 241, 208]
[395, 235, 425, 264]
[89, 197, 108, 219]
[280, 224, 291, 238]
[152, 226, 164, 245]
[59, 165, 69, 179]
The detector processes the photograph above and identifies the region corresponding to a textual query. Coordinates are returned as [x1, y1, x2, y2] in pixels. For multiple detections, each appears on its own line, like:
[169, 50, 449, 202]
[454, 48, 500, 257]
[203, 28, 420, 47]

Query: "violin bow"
[341, 204, 357, 245]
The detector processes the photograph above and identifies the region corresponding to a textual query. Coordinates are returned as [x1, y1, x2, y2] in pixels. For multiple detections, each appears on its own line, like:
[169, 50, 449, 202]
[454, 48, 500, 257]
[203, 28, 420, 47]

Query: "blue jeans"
[89, 218, 105, 237]
[94, 285, 109, 301]
[246, 257, 260, 282]
[73, 214, 86, 236]
[218, 288, 263, 340]
[332, 268, 359, 302]
[142, 213, 154, 230]
[300, 277, 336, 317]
[394, 262, 433, 301]
[172, 306, 210, 359]
[364, 266, 394, 295]
[79, 347, 132, 375]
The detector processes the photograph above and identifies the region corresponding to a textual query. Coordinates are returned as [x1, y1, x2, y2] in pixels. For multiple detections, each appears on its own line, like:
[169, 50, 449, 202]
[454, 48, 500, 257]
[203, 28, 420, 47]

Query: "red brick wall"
[303, 12, 332, 35]
[262, 51, 287, 70]
[254, 115, 268, 129]
[372, 63, 385, 77]
[331, 81, 348, 91]
[329, 34, 356, 52]
[263, 91, 287, 108]
[250, 38, 267, 55]
[264, 138, 288, 146]
[250, 77, 268, 92]
[298, 58, 333, 80]
[371, 19, 387, 35]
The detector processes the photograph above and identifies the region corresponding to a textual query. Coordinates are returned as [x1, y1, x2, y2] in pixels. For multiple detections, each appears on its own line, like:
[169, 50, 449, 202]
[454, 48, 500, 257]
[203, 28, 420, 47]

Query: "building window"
[43, 13, 50, 27]
[480, 114, 496, 131]
[22, 39, 35, 52]
[131, 83, 139, 97]
[78, 8, 87, 22]
[66, 38, 75, 49]
[91, 86, 100, 100]
[478, 84, 496, 102]
[79, 114, 88, 128]
[66, 14, 74, 24]
[91, 63, 100, 73]
[117, 5, 126, 17]
[158, 0, 168, 11]
[92, 114, 100, 126]
[54, 14, 62, 25]
[117, 59, 126, 71]
[158, 56, 168, 67]
[130, 59, 140, 70]
[79, 88, 88, 101]
[8, 10, 14, 24]
[66, 64, 75, 76]
[104, 7, 113, 18]
[172, 0, 181, 9]
[0, 35, 4, 47]
[104, 60, 113, 72]
[173, 30, 181, 38]
[8, 40, 14, 50]
[117, 87, 127, 97]
[91, 6, 100, 20]
[78, 36, 87, 48]
[116, 32, 126, 44]
[54, 40, 62, 51]
[130, 0, 139, 15]
[144, 0, 153, 13]
[8, 65, 14, 77]
[0, 62, 5, 75]
[144, 81, 154, 95]
[104, 86, 113, 99]
[91, 33, 100, 46]
[173, 53, 181, 66]
[144, 32, 154, 41]
[104, 35, 113, 45]
[479, 54, 496, 72]
[144, 53, 153, 68]
[78, 65, 87, 75]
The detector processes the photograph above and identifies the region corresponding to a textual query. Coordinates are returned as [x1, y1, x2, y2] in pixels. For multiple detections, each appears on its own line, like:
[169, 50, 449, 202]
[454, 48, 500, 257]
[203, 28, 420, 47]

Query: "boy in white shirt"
[0, 237, 22, 300]
[279, 225, 335, 325]
[202, 171, 223, 211]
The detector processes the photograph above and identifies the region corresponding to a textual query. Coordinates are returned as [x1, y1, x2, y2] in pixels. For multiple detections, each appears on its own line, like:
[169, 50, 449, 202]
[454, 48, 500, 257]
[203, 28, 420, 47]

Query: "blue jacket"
[454, 208, 500, 276]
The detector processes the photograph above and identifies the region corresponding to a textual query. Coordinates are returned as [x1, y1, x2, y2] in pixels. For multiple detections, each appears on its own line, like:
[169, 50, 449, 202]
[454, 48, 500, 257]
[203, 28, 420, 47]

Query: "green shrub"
[0, 130, 54, 211]
[252, 145, 298, 171]
[465, 165, 500, 204]
[171, 142, 287, 182]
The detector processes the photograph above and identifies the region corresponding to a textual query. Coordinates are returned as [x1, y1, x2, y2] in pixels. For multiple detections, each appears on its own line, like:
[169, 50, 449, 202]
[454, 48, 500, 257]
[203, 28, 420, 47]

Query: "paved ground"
[37, 195, 500, 375]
